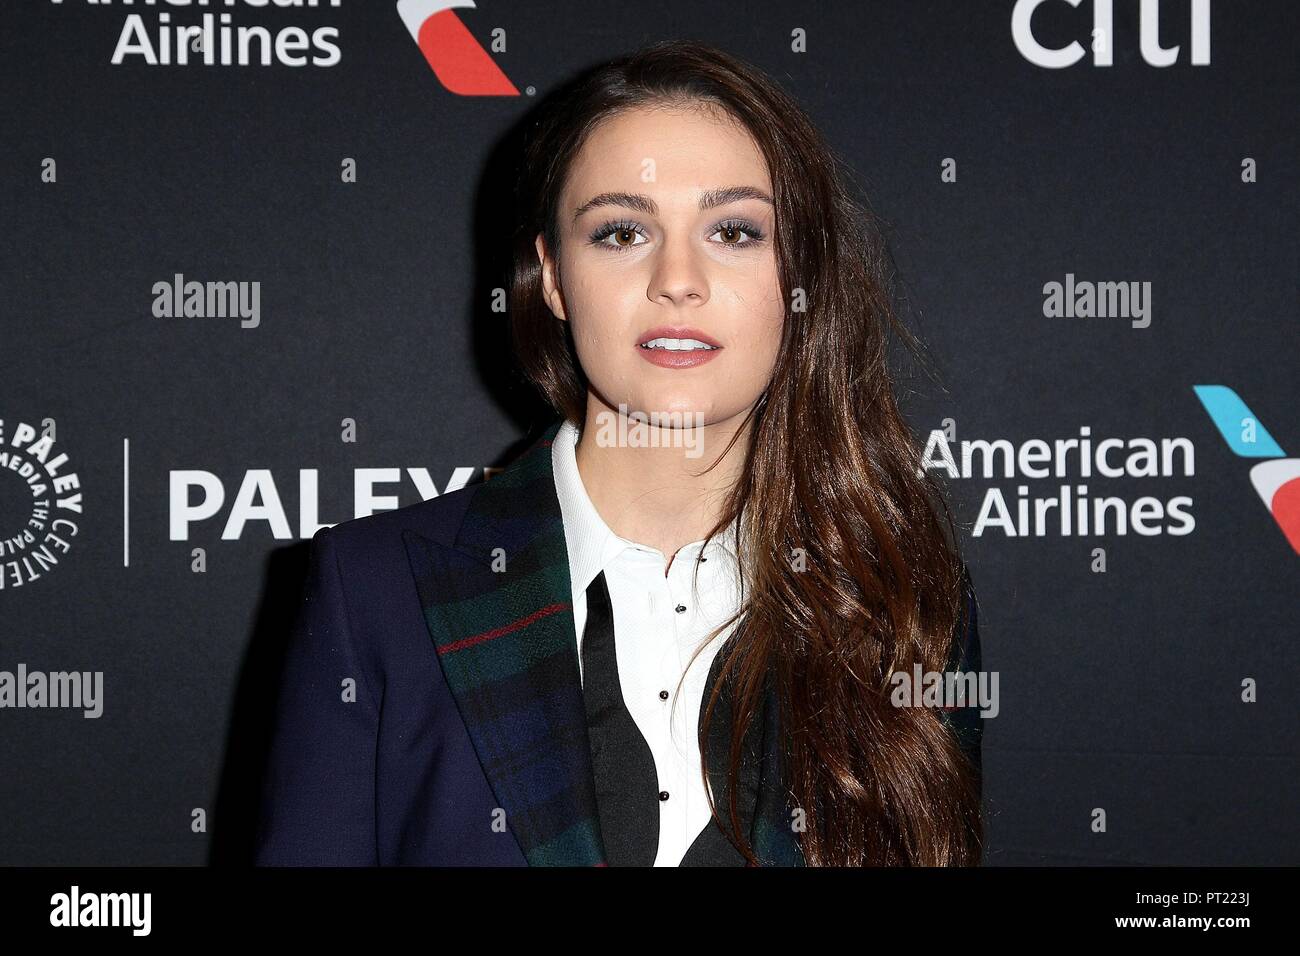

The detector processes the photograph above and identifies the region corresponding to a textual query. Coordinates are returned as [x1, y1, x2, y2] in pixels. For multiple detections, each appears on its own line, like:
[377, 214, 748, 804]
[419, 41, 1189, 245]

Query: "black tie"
[580, 569, 660, 866]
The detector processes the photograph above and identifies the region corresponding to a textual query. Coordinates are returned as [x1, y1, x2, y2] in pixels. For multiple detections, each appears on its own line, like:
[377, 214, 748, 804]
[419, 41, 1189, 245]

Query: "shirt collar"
[550, 418, 740, 595]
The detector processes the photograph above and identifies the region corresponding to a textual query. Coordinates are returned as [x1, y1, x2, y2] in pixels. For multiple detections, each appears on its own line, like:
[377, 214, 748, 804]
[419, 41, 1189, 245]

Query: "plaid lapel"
[402, 417, 804, 867]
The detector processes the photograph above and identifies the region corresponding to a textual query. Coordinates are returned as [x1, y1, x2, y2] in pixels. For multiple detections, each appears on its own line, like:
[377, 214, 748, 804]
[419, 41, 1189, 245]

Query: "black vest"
[579, 568, 754, 866]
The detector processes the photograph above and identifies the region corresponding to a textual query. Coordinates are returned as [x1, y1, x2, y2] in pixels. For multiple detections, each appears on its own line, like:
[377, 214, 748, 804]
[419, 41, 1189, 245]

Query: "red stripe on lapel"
[440, 601, 573, 653]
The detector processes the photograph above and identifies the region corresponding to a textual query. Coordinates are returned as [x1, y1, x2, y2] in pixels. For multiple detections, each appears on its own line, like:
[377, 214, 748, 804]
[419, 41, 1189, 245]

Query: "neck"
[574, 400, 750, 567]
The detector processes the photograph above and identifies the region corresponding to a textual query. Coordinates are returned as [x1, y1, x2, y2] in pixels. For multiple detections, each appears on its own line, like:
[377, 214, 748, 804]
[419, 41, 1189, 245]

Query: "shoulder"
[312, 482, 484, 576]
[315, 421, 560, 562]
[291, 485, 490, 672]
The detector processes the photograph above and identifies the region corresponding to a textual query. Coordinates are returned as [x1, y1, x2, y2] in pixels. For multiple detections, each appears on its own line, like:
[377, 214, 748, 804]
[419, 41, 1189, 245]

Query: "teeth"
[640, 337, 718, 351]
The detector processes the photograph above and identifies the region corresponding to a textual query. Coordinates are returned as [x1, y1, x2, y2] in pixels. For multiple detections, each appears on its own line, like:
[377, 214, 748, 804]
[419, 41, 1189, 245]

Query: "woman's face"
[536, 103, 785, 430]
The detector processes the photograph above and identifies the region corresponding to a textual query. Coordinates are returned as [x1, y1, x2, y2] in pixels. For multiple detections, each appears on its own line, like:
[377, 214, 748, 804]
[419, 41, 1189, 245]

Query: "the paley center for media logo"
[0, 418, 83, 590]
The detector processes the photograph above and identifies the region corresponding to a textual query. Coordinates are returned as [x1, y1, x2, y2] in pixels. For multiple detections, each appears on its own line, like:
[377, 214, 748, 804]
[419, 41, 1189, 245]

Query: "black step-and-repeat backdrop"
[2, 1, 1295, 866]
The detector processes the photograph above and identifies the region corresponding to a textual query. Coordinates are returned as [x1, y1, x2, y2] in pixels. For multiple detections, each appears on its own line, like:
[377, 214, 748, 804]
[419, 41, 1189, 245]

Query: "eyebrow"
[570, 185, 774, 225]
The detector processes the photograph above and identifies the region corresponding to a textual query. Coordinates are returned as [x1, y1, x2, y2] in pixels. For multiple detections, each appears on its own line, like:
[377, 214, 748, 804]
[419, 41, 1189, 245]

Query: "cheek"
[736, 250, 783, 304]
[564, 259, 632, 336]
[736, 260, 786, 352]
[562, 269, 640, 377]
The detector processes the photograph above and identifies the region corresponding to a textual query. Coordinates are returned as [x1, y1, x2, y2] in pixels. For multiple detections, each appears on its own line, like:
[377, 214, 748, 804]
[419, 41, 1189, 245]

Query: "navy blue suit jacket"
[253, 466, 524, 865]
[253, 419, 982, 866]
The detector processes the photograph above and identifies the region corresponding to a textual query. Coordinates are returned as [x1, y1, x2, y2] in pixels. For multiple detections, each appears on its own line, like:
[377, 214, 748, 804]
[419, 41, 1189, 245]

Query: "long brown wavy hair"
[507, 39, 981, 865]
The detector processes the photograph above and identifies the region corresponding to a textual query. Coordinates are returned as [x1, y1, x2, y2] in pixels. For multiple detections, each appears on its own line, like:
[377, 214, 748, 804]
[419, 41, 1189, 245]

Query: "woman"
[255, 39, 982, 868]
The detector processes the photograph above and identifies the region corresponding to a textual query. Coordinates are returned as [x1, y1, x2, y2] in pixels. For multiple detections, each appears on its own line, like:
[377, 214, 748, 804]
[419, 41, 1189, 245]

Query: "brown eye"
[710, 220, 766, 247]
[590, 221, 649, 252]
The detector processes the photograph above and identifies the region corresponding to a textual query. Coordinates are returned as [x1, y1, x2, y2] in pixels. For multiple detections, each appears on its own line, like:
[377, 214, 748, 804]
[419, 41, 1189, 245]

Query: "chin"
[640, 399, 716, 424]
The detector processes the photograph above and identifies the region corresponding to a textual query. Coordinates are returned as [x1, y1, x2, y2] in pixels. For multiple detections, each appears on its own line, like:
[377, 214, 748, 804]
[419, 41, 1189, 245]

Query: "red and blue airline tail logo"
[397, 0, 519, 96]
[1193, 385, 1300, 555]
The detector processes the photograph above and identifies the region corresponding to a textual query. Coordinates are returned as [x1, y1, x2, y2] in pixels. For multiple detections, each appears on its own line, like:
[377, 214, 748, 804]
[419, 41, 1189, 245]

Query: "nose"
[647, 235, 708, 308]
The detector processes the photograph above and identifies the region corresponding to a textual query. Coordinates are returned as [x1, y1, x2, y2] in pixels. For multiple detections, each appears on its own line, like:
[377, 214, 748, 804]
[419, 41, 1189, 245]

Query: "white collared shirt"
[551, 418, 744, 866]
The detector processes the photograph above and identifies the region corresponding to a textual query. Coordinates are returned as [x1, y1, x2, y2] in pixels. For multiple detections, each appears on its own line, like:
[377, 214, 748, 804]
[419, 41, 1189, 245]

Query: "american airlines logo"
[1193, 386, 1300, 556]
[49, 0, 345, 68]
[1013, 0, 1212, 68]
[397, 0, 519, 95]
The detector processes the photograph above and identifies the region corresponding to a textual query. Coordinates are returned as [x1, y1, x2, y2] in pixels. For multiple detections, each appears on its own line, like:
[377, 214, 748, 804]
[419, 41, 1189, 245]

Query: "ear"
[534, 232, 567, 323]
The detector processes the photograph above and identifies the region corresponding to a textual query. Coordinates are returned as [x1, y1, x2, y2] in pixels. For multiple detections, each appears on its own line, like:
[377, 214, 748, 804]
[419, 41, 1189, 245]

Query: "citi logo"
[1193, 385, 1299, 555]
[1013, 0, 1211, 68]
[397, 0, 518, 95]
